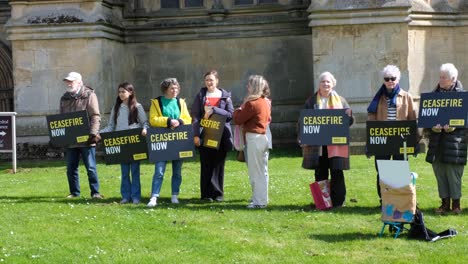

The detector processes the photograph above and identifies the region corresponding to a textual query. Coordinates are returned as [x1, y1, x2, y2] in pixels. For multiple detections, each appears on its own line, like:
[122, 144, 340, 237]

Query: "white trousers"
[246, 132, 269, 205]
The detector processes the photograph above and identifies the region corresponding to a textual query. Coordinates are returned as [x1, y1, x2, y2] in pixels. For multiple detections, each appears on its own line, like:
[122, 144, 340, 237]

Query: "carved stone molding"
[6, 0, 311, 42]
[308, 0, 468, 27]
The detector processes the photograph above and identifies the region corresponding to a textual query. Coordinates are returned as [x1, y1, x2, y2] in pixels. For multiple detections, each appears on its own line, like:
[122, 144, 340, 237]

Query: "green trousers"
[432, 160, 465, 199]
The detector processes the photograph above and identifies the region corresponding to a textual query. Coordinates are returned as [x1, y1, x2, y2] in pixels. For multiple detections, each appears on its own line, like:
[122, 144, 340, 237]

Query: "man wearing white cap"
[60, 71, 104, 199]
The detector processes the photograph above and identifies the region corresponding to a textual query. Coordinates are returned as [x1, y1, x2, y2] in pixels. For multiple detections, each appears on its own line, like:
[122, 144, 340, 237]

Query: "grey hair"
[440, 63, 458, 80]
[318, 71, 337, 88]
[381, 65, 401, 80]
[160, 78, 180, 94]
[245, 75, 268, 101]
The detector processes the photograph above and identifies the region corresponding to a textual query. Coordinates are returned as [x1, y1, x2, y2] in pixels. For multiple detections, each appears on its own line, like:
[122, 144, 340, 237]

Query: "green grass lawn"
[0, 148, 467, 263]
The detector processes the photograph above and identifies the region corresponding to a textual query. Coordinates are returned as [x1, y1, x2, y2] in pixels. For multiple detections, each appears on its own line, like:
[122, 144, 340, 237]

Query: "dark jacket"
[191, 87, 234, 151]
[425, 81, 467, 165]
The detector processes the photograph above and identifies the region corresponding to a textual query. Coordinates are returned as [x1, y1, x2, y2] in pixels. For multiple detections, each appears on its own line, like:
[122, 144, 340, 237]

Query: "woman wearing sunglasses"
[367, 65, 417, 205]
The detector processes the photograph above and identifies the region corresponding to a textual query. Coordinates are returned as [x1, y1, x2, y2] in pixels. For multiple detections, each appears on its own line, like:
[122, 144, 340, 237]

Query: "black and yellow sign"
[100, 128, 148, 164]
[201, 114, 226, 149]
[147, 125, 194, 162]
[299, 109, 349, 145]
[366, 120, 417, 156]
[418, 92, 468, 128]
[46, 110, 90, 147]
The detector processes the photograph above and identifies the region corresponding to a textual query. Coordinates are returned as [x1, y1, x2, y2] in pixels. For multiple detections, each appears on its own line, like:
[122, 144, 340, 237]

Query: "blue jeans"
[150, 160, 183, 197]
[120, 162, 141, 201]
[66, 147, 100, 197]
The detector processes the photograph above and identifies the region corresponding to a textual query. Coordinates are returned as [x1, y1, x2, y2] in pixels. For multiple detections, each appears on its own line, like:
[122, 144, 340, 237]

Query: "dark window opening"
[234, 0, 254, 5]
[161, 0, 180, 8]
[185, 0, 203, 7]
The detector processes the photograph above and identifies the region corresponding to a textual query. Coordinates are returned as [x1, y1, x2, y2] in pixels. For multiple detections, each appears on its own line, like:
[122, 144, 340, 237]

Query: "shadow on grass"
[309, 232, 382, 242]
[1, 195, 463, 218]
[0, 195, 123, 205]
[0, 195, 308, 211]
[0, 195, 335, 212]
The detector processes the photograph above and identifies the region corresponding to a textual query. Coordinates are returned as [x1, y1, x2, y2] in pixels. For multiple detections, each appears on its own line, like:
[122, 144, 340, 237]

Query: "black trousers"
[314, 146, 346, 207]
[199, 146, 227, 199]
[374, 154, 404, 199]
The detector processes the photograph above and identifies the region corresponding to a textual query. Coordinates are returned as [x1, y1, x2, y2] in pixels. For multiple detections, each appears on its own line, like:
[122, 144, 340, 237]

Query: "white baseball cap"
[63, 72, 82, 82]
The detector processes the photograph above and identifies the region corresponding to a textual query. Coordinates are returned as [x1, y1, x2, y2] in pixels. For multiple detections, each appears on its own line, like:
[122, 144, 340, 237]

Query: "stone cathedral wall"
[1, 0, 467, 158]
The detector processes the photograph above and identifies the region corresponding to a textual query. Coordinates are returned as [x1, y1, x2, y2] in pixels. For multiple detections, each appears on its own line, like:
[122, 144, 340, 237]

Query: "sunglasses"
[384, 77, 397, 82]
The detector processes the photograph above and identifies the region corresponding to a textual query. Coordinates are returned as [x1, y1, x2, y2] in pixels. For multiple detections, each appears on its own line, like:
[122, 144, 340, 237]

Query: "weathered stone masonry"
[0, 0, 467, 159]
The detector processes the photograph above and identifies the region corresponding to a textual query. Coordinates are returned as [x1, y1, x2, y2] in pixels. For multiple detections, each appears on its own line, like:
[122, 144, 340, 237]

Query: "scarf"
[316, 90, 343, 109]
[367, 84, 401, 113]
[316, 90, 348, 158]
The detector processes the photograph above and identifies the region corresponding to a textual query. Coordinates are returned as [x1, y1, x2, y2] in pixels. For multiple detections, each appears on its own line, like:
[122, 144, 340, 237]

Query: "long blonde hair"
[245, 75, 268, 102]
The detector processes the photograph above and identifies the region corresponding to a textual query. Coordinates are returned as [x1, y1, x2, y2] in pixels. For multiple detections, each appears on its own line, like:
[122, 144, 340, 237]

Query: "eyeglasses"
[384, 77, 397, 82]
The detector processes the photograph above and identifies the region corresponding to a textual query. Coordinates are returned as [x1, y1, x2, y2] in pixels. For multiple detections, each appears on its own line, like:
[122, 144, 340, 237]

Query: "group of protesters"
[301, 63, 466, 215]
[60, 70, 271, 209]
[59, 63, 466, 214]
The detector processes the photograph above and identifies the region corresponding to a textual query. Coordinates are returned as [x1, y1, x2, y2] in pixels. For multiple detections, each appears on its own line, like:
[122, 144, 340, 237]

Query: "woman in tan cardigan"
[367, 65, 417, 204]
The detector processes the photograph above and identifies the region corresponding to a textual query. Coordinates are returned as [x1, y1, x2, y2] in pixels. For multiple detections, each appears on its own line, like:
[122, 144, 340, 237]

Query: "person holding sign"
[100, 82, 148, 204]
[424, 63, 466, 215]
[301, 72, 353, 208]
[233, 75, 271, 209]
[367, 65, 417, 204]
[191, 70, 234, 202]
[147, 78, 191, 207]
[60, 71, 103, 199]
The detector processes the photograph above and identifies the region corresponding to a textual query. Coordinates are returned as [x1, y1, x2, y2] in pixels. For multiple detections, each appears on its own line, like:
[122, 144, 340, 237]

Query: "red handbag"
[309, 180, 333, 210]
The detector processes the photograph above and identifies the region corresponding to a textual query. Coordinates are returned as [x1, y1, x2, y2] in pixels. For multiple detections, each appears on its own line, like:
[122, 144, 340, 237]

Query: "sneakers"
[66, 194, 79, 198]
[215, 196, 224, 202]
[92, 193, 104, 199]
[171, 195, 179, 204]
[246, 204, 267, 209]
[120, 199, 129, 204]
[132, 199, 140, 205]
[147, 197, 157, 207]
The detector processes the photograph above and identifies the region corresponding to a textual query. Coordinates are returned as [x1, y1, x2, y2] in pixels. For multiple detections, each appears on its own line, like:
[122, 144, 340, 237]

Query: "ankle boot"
[435, 198, 450, 214]
[452, 199, 462, 215]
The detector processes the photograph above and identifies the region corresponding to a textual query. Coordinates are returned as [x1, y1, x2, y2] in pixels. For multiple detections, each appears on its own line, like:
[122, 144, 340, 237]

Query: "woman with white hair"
[425, 63, 466, 215]
[233, 75, 271, 209]
[367, 65, 417, 204]
[302, 71, 354, 208]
